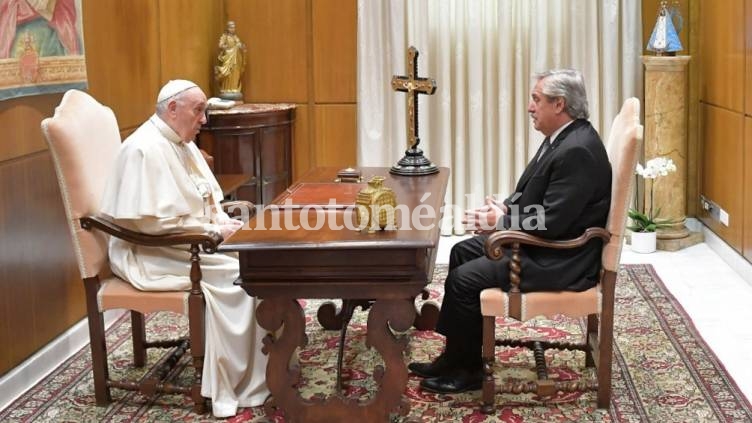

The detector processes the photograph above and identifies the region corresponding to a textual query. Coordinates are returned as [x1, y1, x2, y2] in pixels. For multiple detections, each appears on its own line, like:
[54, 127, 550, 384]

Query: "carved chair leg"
[585, 314, 598, 368]
[481, 315, 496, 414]
[597, 273, 616, 408]
[131, 311, 146, 367]
[598, 321, 613, 408]
[188, 244, 207, 414]
[532, 341, 557, 398]
[597, 313, 614, 408]
[189, 294, 207, 414]
[83, 277, 111, 405]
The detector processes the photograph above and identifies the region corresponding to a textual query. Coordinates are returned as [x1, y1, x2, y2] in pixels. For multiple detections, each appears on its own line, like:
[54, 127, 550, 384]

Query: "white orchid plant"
[628, 157, 678, 233]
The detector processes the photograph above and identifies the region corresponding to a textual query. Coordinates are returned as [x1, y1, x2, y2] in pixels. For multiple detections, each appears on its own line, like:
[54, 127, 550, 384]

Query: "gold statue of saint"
[214, 21, 246, 101]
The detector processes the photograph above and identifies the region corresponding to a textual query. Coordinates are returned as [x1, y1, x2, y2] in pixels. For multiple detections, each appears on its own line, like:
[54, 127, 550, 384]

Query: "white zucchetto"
[157, 79, 199, 103]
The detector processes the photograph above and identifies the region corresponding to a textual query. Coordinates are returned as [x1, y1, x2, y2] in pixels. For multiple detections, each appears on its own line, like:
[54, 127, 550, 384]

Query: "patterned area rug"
[2, 264, 751, 422]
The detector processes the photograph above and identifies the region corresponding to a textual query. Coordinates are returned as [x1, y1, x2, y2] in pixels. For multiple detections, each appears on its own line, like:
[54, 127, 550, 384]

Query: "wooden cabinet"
[198, 104, 295, 205]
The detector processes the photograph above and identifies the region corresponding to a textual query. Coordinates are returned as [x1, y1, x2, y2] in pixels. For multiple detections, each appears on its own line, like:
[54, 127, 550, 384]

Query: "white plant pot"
[631, 231, 657, 254]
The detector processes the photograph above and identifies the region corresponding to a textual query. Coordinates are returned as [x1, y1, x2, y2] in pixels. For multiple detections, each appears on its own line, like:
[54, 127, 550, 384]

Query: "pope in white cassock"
[99, 79, 269, 418]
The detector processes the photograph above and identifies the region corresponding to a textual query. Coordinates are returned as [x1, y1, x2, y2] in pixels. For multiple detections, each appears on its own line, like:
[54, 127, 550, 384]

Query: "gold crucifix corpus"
[389, 46, 439, 176]
[391, 46, 436, 151]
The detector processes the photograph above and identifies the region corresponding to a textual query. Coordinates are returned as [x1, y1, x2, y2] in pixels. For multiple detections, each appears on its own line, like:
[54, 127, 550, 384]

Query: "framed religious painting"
[0, 0, 87, 101]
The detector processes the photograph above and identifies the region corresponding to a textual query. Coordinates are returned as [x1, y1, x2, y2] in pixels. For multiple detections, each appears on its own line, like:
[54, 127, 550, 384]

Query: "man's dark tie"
[536, 137, 551, 162]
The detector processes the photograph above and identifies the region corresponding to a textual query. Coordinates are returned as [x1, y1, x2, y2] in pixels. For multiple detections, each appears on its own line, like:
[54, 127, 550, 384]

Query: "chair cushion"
[97, 276, 189, 315]
[480, 285, 601, 320]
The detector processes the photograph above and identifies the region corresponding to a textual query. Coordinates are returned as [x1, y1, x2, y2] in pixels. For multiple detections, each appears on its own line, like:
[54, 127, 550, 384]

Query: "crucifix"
[389, 46, 439, 176]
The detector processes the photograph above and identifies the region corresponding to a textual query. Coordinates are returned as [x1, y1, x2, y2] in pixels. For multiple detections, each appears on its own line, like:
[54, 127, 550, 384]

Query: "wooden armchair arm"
[484, 227, 611, 261]
[221, 200, 256, 219]
[80, 216, 223, 253]
[482, 227, 611, 316]
[81, 215, 221, 299]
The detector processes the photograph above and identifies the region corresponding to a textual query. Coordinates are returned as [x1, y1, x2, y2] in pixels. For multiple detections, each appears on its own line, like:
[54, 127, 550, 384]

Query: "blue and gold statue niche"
[647, 0, 683, 55]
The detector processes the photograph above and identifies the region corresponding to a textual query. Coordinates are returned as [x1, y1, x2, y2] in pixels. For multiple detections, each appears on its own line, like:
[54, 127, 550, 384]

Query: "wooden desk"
[216, 173, 252, 200]
[220, 166, 449, 422]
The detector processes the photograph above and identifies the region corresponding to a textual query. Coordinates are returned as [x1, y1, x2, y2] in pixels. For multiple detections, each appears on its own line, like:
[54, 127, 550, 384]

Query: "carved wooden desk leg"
[365, 299, 416, 419]
[412, 289, 440, 330]
[256, 297, 416, 421]
[317, 299, 371, 330]
[255, 298, 307, 421]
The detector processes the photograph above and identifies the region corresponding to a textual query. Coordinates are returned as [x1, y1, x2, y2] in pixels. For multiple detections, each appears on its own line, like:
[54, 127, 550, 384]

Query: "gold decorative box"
[355, 176, 397, 232]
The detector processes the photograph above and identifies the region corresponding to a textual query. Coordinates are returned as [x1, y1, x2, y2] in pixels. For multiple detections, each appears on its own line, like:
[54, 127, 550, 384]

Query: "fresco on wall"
[0, 0, 87, 101]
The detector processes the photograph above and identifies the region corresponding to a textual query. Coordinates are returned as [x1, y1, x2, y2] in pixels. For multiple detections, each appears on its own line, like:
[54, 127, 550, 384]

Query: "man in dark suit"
[409, 69, 612, 394]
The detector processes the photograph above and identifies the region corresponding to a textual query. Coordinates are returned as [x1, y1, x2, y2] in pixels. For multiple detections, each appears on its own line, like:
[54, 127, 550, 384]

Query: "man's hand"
[218, 218, 243, 240]
[462, 196, 507, 234]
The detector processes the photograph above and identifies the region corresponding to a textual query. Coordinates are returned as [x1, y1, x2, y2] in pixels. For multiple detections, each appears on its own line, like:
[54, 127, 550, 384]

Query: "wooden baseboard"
[0, 310, 123, 411]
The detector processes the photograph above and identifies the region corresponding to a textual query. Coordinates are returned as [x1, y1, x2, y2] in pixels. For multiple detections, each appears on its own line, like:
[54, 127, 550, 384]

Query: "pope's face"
[172, 88, 207, 141]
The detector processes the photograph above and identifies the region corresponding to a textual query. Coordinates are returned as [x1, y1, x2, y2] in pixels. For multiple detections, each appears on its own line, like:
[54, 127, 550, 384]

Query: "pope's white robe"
[100, 115, 269, 417]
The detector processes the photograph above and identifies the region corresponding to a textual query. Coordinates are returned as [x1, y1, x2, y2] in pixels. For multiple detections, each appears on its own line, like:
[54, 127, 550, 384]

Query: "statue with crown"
[640, 1, 699, 251]
[647, 1, 683, 55]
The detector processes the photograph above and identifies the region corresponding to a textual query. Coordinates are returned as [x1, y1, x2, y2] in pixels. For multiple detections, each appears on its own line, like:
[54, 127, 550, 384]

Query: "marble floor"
[436, 230, 752, 403]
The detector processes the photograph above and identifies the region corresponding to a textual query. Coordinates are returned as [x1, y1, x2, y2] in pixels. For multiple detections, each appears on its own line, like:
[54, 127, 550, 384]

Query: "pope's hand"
[462, 196, 507, 234]
[219, 219, 243, 239]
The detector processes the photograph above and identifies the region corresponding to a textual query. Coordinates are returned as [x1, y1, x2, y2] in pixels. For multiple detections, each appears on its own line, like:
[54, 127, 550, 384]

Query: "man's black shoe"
[408, 353, 454, 378]
[419, 367, 483, 394]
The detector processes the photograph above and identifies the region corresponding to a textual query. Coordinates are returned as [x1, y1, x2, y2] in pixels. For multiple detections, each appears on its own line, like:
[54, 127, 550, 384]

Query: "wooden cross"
[391, 46, 436, 151]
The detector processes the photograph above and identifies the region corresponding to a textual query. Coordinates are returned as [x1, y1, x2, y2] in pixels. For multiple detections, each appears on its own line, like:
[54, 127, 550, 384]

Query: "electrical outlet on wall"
[699, 194, 728, 226]
[700, 197, 711, 211]
[719, 209, 730, 226]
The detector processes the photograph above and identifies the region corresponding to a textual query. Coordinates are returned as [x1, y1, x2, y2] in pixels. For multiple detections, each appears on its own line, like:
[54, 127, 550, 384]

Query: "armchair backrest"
[42, 90, 122, 279]
[602, 98, 643, 273]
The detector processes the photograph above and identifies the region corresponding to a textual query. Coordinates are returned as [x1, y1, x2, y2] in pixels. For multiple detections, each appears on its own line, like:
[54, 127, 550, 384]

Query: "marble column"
[642, 55, 691, 240]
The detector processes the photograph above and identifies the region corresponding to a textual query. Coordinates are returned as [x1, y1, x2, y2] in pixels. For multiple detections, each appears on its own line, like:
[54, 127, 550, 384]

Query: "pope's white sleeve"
[121, 215, 219, 236]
